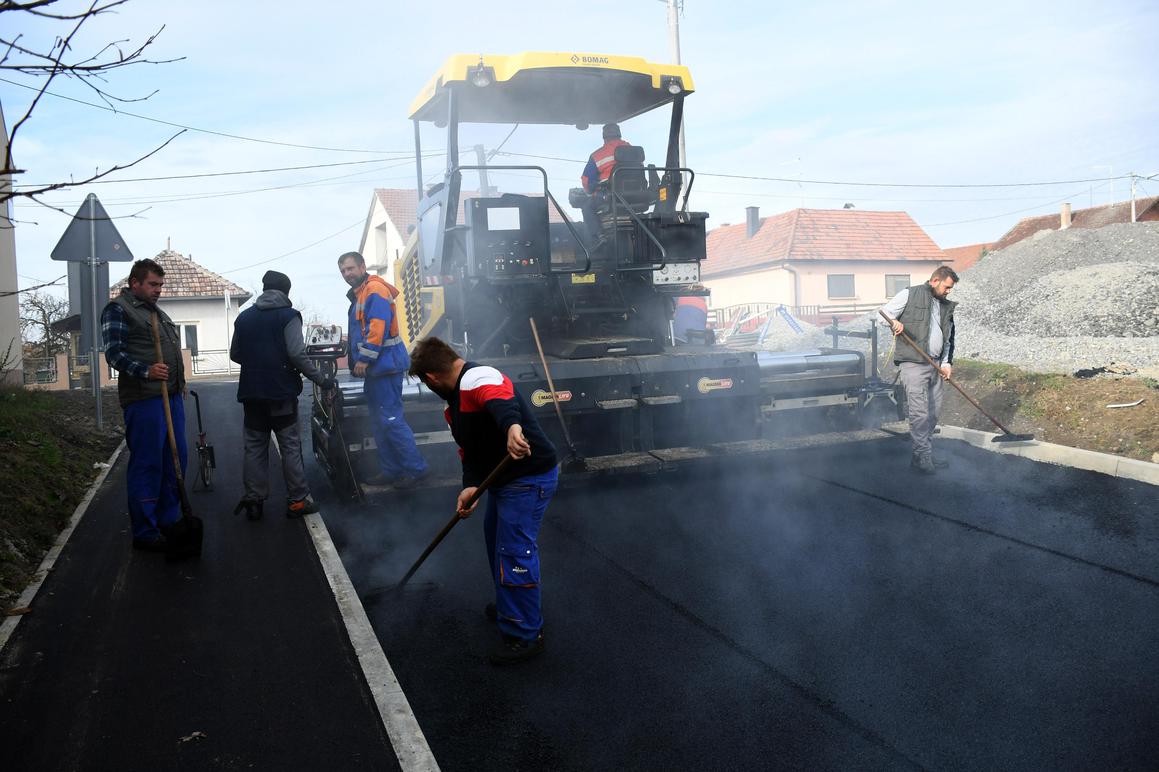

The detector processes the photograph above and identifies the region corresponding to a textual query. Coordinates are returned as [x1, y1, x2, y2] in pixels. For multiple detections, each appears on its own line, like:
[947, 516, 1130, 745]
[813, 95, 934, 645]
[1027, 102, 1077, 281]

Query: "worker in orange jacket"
[338, 251, 427, 487]
[579, 123, 631, 243]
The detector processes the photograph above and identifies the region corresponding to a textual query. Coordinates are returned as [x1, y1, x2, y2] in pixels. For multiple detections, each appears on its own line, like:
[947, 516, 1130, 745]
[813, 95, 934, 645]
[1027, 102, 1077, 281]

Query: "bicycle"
[189, 389, 216, 490]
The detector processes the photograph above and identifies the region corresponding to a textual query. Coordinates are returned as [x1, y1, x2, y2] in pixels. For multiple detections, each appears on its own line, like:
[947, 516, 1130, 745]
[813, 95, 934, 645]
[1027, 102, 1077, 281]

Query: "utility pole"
[666, 0, 686, 170]
[1130, 173, 1137, 223]
[474, 144, 495, 196]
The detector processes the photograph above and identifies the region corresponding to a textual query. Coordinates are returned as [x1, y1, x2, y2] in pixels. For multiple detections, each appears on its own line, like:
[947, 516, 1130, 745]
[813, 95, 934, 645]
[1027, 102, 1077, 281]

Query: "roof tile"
[992, 196, 1159, 251]
[703, 208, 945, 279]
[110, 249, 251, 300]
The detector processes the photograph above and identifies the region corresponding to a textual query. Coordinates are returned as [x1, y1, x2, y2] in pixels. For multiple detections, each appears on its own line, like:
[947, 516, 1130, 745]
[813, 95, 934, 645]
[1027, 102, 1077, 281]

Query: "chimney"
[1060, 203, 1072, 229]
[745, 206, 760, 238]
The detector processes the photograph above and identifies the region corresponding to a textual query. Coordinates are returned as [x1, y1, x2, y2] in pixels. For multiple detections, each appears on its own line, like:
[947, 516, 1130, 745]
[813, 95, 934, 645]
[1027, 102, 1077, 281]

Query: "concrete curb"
[304, 513, 440, 772]
[0, 440, 126, 654]
[271, 433, 439, 771]
[936, 424, 1159, 487]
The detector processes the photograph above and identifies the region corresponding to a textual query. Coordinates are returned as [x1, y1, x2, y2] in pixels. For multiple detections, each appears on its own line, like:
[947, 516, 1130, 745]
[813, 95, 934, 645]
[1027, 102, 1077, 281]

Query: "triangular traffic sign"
[50, 193, 134, 262]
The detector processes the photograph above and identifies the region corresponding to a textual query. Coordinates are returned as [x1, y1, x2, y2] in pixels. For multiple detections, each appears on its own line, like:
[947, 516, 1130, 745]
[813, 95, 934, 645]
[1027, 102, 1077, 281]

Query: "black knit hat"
[262, 270, 291, 294]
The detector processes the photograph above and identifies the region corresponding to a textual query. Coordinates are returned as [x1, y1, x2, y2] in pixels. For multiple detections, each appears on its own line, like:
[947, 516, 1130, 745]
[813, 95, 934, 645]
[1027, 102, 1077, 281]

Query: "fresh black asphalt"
[328, 419, 1159, 770]
[0, 381, 399, 772]
[2, 379, 1156, 771]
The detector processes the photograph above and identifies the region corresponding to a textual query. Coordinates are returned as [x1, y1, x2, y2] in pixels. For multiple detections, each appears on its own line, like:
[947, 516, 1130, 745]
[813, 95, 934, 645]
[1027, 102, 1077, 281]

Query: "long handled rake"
[879, 310, 1034, 443]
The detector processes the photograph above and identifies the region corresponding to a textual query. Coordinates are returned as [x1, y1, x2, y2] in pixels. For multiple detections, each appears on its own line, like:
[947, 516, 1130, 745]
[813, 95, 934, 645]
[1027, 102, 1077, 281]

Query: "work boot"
[489, 631, 545, 666]
[132, 535, 168, 552]
[233, 498, 264, 521]
[392, 469, 430, 490]
[910, 452, 936, 475]
[286, 497, 320, 518]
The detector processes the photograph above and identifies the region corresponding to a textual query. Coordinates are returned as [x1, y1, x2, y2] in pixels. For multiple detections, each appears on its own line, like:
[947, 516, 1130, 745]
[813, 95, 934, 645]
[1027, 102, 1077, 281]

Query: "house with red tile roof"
[703, 207, 947, 319]
[110, 248, 250, 359]
[942, 242, 993, 275]
[357, 187, 573, 282]
[991, 197, 1159, 251]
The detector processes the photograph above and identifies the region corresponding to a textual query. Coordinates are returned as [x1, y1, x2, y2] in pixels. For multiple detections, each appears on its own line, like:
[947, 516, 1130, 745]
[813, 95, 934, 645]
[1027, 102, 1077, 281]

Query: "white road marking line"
[272, 432, 439, 770]
[304, 513, 440, 772]
[0, 441, 125, 654]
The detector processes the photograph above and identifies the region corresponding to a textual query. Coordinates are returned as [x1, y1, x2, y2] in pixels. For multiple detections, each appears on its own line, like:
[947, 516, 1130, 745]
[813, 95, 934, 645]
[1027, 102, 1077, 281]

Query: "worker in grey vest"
[229, 270, 334, 519]
[101, 258, 186, 552]
[881, 265, 959, 474]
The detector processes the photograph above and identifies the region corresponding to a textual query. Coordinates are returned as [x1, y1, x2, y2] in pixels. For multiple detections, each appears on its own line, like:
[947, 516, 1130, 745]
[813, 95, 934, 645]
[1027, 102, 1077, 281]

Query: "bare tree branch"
[3, 128, 185, 205]
[18, 288, 71, 357]
[0, 0, 182, 206]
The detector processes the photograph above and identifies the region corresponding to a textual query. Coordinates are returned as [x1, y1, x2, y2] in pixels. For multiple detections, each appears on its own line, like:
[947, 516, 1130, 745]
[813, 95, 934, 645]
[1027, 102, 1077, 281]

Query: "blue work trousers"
[123, 393, 187, 540]
[364, 373, 427, 478]
[483, 466, 558, 640]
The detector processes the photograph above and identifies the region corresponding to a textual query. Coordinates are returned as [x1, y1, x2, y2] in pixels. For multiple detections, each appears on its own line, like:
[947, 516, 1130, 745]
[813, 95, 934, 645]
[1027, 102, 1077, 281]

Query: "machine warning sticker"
[570, 273, 596, 284]
[696, 377, 734, 394]
[531, 389, 573, 407]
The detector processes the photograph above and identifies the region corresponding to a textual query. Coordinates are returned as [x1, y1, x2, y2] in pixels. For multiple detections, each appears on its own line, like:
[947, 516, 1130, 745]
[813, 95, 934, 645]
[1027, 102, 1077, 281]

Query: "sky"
[4, 0, 1157, 330]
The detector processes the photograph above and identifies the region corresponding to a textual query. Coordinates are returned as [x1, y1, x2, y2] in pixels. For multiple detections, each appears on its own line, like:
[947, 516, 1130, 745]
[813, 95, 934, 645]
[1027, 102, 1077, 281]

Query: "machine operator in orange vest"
[579, 123, 630, 243]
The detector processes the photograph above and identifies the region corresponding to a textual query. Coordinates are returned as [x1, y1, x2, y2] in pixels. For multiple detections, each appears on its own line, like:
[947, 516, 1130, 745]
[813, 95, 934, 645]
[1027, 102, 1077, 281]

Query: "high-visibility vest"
[584, 139, 630, 190]
[676, 296, 708, 312]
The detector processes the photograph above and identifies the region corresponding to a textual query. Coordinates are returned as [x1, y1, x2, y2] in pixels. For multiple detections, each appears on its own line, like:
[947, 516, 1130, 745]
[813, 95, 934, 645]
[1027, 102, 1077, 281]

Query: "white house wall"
[705, 260, 940, 309]
[793, 261, 940, 305]
[705, 269, 793, 308]
[357, 198, 409, 280]
[159, 297, 245, 353]
[0, 106, 21, 385]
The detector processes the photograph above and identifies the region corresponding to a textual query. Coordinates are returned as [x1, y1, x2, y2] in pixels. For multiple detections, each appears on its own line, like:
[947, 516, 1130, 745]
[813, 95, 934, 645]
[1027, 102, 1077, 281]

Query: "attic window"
[827, 274, 855, 299]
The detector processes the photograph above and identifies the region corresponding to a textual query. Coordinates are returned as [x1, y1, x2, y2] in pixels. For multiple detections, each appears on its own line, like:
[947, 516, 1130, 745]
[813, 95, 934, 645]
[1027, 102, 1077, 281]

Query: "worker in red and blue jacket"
[338, 251, 427, 487]
[579, 122, 630, 242]
[409, 336, 558, 666]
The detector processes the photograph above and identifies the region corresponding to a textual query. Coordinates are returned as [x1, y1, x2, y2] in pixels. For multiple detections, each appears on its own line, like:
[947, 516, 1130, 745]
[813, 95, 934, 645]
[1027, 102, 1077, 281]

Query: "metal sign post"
[51, 193, 134, 429]
[88, 195, 102, 427]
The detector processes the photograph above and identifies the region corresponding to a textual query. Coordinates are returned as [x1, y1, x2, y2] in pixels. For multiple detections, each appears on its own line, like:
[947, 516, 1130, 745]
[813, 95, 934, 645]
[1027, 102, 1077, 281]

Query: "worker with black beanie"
[229, 270, 334, 519]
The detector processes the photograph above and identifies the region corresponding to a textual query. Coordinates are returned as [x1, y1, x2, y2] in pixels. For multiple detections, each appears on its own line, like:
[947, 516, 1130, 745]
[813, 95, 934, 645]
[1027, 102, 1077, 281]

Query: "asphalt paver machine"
[311, 52, 894, 492]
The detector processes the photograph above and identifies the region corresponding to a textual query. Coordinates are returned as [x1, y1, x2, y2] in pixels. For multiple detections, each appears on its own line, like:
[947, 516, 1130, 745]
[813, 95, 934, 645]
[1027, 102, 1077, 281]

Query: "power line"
[15, 155, 437, 208]
[493, 150, 1142, 190]
[14, 156, 418, 188]
[924, 187, 1096, 227]
[0, 75, 409, 154]
[219, 219, 364, 274]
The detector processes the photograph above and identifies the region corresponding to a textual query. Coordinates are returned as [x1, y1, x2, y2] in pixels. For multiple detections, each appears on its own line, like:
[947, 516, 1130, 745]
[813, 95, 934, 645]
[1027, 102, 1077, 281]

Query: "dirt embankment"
[931, 361, 1158, 462]
[1, 388, 123, 611]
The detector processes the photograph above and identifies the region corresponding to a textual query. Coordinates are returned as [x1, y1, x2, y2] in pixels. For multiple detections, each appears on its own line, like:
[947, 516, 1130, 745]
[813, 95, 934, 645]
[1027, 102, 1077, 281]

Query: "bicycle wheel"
[198, 450, 213, 489]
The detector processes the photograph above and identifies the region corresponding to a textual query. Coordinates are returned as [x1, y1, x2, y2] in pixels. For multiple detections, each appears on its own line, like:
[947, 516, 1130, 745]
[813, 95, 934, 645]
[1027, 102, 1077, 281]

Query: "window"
[183, 325, 199, 357]
[885, 274, 910, 297]
[827, 274, 855, 298]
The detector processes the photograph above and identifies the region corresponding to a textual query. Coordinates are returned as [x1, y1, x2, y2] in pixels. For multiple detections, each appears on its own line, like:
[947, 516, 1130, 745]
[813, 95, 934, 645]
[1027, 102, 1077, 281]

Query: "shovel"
[529, 317, 584, 472]
[879, 310, 1034, 443]
[393, 454, 515, 591]
[152, 312, 204, 560]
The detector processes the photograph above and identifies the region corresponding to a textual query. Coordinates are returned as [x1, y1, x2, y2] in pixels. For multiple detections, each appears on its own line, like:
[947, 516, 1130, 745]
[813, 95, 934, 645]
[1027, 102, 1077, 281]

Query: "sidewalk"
[0, 384, 405, 771]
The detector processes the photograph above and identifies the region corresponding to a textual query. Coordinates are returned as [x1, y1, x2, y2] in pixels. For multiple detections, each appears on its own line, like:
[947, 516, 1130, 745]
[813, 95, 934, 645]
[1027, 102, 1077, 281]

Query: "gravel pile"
[725, 222, 1159, 377]
[951, 222, 1159, 374]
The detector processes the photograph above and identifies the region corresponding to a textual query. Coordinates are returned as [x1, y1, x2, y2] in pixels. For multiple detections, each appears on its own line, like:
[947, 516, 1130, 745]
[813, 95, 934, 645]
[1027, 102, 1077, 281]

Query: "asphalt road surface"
[319, 416, 1159, 771]
[4, 379, 1154, 771]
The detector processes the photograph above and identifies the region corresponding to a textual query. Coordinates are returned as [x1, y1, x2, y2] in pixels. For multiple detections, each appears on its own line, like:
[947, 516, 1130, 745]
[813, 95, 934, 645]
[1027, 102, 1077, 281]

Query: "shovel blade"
[991, 433, 1035, 443]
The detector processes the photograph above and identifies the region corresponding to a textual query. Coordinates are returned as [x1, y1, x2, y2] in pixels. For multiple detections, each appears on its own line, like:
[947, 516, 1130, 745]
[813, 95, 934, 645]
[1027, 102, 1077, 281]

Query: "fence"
[23, 357, 58, 386]
[191, 349, 234, 376]
[709, 301, 882, 332]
